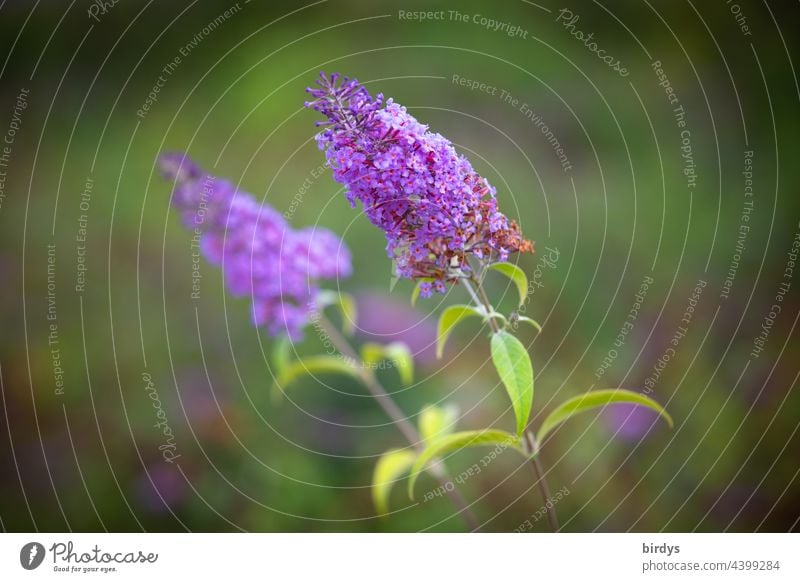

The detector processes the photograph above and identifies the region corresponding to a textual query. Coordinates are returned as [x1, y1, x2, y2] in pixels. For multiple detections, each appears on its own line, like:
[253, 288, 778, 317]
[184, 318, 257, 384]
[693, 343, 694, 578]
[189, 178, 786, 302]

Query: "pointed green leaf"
[385, 343, 414, 385]
[436, 304, 486, 359]
[516, 316, 542, 334]
[408, 429, 520, 499]
[361, 342, 414, 385]
[411, 278, 435, 307]
[490, 331, 534, 436]
[316, 290, 357, 335]
[488, 262, 528, 308]
[274, 355, 361, 393]
[537, 388, 673, 443]
[418, 404, 458, 442]
[372, 449, 417, 515]
[361, 343, 384, 366]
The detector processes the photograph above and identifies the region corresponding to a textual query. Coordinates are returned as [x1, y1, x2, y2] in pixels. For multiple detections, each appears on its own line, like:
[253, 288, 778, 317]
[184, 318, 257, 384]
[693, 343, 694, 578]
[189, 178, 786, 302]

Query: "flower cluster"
[306, 72, 532, 296]
[158, 153, 351, 339]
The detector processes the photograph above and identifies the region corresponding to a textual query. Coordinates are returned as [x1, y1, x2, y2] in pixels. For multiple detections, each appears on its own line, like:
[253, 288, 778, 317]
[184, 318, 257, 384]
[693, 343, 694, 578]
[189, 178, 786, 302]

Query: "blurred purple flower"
[176, 369, 224, 425]
[355, 293, 437, 366]
[306, 72, 532, 293]
[135, 464, 187, 513]
[604, 402, 663, 441]
[158, 153, 351, 340]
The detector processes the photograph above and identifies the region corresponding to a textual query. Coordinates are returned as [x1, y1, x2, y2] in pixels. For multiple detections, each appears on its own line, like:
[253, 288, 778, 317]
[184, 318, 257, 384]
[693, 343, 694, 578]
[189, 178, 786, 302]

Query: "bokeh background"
[0, 0, 798, 532]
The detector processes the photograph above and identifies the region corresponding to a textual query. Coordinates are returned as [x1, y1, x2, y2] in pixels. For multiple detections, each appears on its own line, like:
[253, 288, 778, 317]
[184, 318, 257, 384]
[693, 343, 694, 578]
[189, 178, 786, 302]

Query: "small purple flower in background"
[604, 402, 662, 441]
[306, 72, 533, 294]
[135, 464, 187, 514]
[355, 292, 438, 366]
[158, 153, 351, 339]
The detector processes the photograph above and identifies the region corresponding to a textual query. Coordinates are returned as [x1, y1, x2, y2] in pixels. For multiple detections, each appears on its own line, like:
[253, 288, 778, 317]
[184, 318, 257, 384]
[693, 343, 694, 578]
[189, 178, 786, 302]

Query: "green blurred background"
[0, 0, 798, 532]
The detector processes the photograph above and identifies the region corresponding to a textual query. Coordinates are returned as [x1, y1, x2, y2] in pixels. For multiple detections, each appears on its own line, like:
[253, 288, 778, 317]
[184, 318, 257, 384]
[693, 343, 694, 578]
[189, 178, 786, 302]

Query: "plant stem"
[462, 277, 501, 333]
[466, 266, 560, 532]
[475, 279, 500, 327]
[317, 314, 480, 531]
[461, 277, 484, 311]
[527, 433, 559, 532]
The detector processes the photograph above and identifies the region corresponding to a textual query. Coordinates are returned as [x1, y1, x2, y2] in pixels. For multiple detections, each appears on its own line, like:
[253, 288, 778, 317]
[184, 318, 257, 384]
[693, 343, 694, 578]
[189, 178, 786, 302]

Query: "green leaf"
[274, 355, 361, 393]
[537, 388, 674, 443]
[490, 331, 534, 436]
[488, 262, 528, 308]
[361, 342, 414, 385]
[372, 449, 417, 516]
[516, 316, 542, 334]
[418, 404, 458, 442]
[410, 278, 435, 307]
[436, 304, 486, 359]
[385, 343, 414, 385]
[408, 429, 521, 499]
[316, 290, 357, 335]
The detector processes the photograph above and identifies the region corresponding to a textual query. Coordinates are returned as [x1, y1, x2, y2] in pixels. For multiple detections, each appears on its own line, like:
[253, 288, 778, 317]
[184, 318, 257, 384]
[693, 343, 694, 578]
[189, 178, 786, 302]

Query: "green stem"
[527, 433, 559, 532]
[462, 277, 501, 333]
[318, 315, 480, 531]
[466, 262, 559, 532]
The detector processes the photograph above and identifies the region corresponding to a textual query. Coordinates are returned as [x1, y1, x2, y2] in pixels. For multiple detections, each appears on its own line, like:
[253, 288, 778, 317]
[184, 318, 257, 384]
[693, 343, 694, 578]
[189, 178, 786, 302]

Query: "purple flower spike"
[306, 72, 533, 295]
[158, 154, 351, 340]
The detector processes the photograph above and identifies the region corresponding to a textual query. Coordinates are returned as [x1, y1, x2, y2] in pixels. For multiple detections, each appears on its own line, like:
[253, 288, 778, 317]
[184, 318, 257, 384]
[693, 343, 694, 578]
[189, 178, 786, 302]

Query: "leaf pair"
[373, 426, 521, 512]
[371, 389, 671, 515]
[272, 349, 361, 396]
[407, 429, 521, 500]
[372, 403, 459, 516]
[361, 342, 414, 385]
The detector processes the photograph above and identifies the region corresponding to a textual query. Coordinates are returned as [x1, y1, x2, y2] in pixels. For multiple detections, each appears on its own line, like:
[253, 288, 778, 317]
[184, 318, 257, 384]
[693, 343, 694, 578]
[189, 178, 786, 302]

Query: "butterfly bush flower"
[306, 72, 532, 296]
[158, 153, 351, 339]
